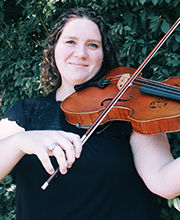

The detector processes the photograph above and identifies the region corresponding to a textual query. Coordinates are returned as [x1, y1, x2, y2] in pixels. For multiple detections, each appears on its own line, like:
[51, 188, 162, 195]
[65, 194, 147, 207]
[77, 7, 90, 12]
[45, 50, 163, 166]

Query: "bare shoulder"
[0, 118, 25, 139]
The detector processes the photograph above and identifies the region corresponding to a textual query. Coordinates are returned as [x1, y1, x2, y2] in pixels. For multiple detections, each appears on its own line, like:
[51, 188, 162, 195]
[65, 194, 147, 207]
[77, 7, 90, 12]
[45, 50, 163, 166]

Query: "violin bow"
[41, 17, 180, 190]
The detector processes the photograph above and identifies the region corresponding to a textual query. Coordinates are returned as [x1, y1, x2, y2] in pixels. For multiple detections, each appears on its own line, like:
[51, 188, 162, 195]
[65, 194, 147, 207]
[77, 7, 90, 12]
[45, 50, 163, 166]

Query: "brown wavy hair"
[41, 7, 120, 94]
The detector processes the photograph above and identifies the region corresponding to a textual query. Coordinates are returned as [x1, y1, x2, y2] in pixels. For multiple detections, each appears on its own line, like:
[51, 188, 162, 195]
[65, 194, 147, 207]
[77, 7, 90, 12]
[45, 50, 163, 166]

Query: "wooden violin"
[61, 66, 180, 135]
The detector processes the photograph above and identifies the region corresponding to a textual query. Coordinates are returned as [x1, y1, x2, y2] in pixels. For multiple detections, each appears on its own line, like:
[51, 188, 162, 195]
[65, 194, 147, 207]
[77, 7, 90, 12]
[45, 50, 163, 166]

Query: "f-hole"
[100, 96, 133, 106]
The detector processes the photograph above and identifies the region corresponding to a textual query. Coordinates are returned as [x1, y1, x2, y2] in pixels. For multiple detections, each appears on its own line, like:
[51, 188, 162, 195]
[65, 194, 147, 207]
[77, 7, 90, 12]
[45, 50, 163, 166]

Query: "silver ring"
[47, 143, 59, 152]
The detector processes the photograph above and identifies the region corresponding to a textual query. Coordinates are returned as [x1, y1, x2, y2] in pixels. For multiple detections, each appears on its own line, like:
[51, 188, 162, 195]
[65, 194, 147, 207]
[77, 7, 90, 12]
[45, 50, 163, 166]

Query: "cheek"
[55, 41, 72, 59]
[92, 51, 103, 68]
[55, 47, 69, 69]
[90, 50, 103, 62]
[54, 46, 61, 66]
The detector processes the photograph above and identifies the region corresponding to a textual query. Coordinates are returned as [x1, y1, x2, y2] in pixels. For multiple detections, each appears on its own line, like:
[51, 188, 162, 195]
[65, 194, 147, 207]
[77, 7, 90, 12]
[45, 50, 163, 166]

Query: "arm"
[0, 119, 25, 180]
[130, 131, 180, 199]
[0, 119, 82, 181]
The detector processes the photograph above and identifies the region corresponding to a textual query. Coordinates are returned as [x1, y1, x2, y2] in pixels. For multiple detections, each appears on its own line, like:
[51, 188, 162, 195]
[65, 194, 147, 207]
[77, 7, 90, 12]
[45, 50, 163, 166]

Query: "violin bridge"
[117, 73, 131, 90]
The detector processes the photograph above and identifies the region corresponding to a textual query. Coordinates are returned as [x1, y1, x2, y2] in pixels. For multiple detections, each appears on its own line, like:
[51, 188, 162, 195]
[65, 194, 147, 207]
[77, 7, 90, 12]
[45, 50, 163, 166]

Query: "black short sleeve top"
[3, 92, 160, 220]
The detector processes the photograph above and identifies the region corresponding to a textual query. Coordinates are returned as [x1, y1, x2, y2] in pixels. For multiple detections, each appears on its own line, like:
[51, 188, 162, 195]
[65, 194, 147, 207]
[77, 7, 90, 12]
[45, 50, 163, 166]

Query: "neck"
[55, 85, 75, 101]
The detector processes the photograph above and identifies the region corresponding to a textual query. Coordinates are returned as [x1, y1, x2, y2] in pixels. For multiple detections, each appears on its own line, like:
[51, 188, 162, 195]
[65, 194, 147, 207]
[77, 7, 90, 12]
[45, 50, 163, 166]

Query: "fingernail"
[61, 169, 67, 174]
[49, 169, 55, 175]
[76, 153, 81, 158]
[67, 164, 72, 168]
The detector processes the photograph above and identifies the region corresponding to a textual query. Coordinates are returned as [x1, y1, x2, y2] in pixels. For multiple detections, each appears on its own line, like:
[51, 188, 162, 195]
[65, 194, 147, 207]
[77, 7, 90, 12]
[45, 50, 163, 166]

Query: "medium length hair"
[41, 7, 120, 94]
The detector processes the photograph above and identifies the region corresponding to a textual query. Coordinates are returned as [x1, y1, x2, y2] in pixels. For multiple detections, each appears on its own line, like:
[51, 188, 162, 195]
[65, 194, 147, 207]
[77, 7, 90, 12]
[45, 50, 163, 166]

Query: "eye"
[65, 40, 76, 45]
[88, 43, 98, 49]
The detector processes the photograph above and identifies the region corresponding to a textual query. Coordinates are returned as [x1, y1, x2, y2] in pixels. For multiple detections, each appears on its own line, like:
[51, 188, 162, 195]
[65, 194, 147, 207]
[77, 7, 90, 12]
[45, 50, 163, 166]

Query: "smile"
[69, 62, 89, 67]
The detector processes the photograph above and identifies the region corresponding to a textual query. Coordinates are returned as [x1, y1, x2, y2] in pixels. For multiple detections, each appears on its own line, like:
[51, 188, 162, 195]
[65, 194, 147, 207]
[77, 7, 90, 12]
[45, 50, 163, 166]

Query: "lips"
[69, 62, 88, 67]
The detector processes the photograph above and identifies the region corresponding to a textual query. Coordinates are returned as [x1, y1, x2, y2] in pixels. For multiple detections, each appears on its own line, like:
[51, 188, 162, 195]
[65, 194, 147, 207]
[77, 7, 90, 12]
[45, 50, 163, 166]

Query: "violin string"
[135, 78, 180, 93]
[107, 74, 180, 92]
[107, 75, 180, 96]
[134, 81, 180, 98]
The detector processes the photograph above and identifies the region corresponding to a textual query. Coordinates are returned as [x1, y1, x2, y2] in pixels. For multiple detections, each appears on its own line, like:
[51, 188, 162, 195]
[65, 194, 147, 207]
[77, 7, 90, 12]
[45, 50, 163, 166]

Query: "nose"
[73, 44, 88, 59]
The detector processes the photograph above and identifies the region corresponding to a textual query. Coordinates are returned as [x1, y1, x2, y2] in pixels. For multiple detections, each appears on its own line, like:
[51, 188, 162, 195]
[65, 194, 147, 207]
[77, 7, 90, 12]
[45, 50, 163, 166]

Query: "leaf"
[149, 16, 161, 32]
[16, 0, 24, 5]
[175, 33, 180, 43]
[0, 0, 3, 8]
[128, 0, 134, 6]
[152, 0, 158, 6]
[123, 12, 134, 26]
[173, 198, 180, 212]
[142, 46, 147, 55]
[168, 199, 174, 208]
[161, 20, 171, 33]
[0, 11, 4, 19]
[139, 0, 147, 5]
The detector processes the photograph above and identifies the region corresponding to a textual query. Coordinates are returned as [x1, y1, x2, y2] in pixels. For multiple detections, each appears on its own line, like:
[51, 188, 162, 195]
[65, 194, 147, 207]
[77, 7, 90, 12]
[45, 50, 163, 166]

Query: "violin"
[60, 17, 180, 139]
[41, 17, 180, 190]
[61, 66, 180, 135]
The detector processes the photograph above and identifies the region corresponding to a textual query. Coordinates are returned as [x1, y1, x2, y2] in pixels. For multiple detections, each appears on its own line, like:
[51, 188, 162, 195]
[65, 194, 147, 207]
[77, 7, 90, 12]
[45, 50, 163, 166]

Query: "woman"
[0, 7, 179, 220]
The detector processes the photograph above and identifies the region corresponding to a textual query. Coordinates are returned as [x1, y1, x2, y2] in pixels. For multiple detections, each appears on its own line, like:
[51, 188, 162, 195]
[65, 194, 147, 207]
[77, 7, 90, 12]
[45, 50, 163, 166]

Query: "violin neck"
[140, 80, 180, 102]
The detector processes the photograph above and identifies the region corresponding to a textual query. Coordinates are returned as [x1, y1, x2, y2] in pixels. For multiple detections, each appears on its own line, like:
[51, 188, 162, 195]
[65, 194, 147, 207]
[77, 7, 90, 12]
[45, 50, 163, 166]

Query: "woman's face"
[54, 18, 103, 89]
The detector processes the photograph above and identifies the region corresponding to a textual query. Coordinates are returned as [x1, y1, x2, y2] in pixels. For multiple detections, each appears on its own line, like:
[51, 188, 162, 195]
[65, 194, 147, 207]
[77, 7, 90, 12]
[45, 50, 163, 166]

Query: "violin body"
[61, 67, 180, 135]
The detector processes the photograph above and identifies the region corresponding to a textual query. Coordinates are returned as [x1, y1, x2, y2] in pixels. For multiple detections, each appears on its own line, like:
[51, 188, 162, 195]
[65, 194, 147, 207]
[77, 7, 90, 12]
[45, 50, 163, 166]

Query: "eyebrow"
[63, 36, 102, 43]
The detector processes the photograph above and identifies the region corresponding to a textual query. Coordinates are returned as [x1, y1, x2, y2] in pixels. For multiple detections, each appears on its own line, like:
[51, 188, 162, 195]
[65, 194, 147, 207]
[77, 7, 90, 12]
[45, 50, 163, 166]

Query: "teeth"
[70, 63, 88, 67]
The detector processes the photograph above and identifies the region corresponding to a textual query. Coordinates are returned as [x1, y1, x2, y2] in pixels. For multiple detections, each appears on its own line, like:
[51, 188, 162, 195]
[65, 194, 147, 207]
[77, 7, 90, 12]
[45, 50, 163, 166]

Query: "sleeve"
[2, 100, 26, 129]
[2, 97, 40, 130]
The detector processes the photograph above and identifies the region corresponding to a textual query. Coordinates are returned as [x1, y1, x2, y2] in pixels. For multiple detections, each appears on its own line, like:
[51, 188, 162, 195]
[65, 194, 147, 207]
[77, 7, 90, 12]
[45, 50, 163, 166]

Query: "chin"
[73, 78, 90, 85]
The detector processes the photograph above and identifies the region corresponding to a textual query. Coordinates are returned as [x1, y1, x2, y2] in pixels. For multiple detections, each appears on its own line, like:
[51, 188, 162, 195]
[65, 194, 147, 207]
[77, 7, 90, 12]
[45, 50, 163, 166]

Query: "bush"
[0, 0, 180, 219]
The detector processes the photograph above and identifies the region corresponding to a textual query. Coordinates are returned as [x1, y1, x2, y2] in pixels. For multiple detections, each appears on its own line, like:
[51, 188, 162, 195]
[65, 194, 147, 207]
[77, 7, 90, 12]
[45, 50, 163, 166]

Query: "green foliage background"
[0, 0, 180, 219]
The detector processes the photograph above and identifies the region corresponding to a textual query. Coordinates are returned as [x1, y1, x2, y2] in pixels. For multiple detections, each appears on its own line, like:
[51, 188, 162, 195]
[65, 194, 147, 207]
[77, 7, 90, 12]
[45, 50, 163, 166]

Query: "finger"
[56, 137, 76, 168]
[71, 134, 82, 158]
[52, 146, 68, 174]
[58, 131, 82, 158]
[44, 135, 75, 169]
[36, 150, 55, 175]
